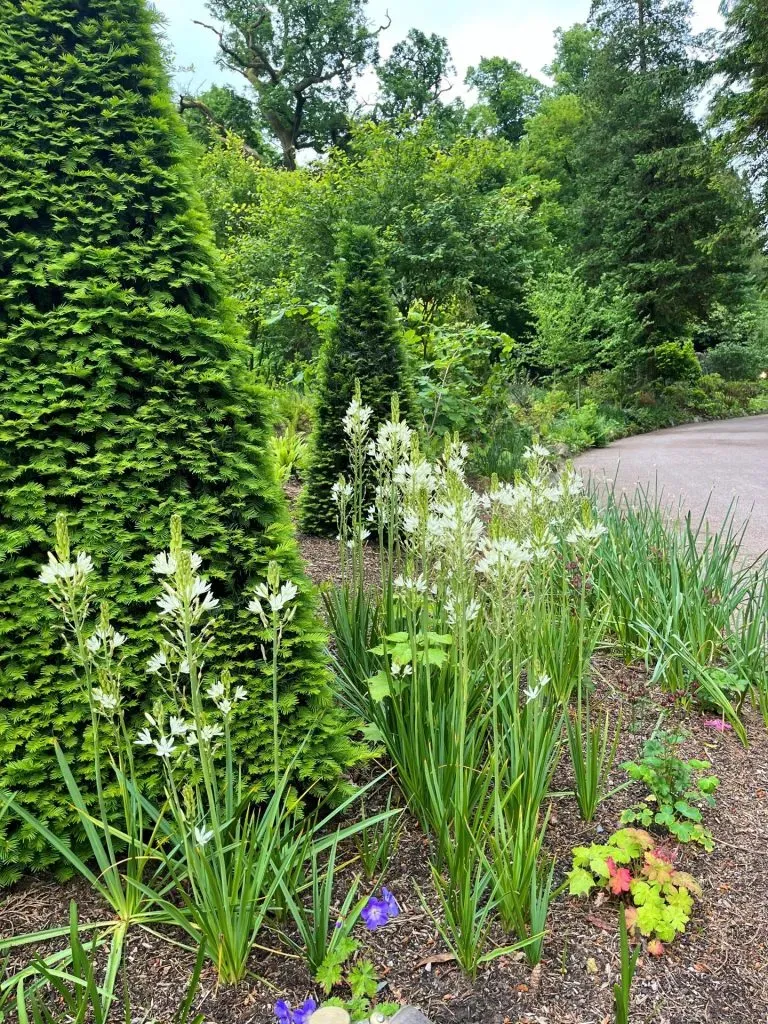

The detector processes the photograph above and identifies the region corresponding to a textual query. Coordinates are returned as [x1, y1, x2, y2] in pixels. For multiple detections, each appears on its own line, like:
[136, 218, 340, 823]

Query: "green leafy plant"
[317, 960, 401, 1022]
[280, 837, 365, 986]
[423, 812, 536, 980]
[13, 903, 205, 1024]
[620, 731, 719, 850]
[568, 827, 702, 949]
[597, 486, 757, 706]
[354, 791, 403, 880]
[2, 516, 390, 988]
[270, 425, 310, 484]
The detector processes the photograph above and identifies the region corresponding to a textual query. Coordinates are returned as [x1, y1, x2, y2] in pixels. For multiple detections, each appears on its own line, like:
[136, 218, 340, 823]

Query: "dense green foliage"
[714, 0, 768, 219]
[0, 0, 356, 883]
[190, 0, 767, 473]
[299, 226, 410, 535]
[376, 29, 454, 125]
[572, 0, 755, 354]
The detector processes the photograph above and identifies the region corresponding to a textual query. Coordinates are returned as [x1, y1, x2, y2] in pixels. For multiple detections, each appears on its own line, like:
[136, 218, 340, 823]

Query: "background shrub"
[299, 226, 411, 535]
[0, 0, 357, 883]
[651, 340, 702, 386]
[701, 342, 762, 381]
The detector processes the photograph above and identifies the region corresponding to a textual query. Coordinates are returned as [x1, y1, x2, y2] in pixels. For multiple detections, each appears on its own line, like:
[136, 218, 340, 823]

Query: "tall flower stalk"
[328, 403, 615, 968]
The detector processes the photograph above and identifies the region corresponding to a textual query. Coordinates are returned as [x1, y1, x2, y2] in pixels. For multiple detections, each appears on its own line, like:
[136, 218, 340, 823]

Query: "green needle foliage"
[0, 0, 356, 883]
[299, 225, 411, 536]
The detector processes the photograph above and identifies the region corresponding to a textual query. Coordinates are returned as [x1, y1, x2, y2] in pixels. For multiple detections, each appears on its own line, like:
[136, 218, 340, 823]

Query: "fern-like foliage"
[0, 0, 359, 883]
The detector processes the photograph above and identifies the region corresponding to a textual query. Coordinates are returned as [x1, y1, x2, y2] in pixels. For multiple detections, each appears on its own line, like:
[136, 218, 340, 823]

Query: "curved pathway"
[574, 414, 768, 560]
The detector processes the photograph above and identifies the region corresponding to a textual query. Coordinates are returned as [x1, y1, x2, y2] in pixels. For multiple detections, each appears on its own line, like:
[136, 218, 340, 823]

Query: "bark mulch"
[2, 662, 766, 1024]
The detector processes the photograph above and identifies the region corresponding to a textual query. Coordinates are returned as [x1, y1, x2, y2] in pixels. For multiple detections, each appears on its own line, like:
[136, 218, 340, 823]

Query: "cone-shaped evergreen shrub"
[300, 226, 411, 535]
[0, 0, 356, 883]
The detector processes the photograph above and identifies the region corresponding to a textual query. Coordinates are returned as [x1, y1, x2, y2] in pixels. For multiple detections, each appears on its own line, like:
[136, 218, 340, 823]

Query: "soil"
[2, 532, 768, 1024]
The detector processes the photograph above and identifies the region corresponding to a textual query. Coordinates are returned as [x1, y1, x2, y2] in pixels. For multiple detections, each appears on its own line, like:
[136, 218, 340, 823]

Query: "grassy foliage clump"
[0, 0, 356, 883]
[299, 225, 411, 536]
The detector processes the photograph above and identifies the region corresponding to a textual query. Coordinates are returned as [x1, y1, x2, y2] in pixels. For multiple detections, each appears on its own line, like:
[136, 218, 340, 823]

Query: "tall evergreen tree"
[299, 226, 410, 536]
[713, 0, 768, 224]
[0, 0, 355, 882]
[572, 0, 754, 355]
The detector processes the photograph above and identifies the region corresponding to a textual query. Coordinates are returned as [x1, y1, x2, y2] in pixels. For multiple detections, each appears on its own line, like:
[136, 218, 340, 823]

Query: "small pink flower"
[703, 718, 732, 732]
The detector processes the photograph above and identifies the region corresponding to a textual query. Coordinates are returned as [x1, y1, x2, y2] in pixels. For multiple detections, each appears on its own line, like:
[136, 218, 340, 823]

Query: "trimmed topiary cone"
[0, 0, 357, 883]
[299, 225, 411, 536]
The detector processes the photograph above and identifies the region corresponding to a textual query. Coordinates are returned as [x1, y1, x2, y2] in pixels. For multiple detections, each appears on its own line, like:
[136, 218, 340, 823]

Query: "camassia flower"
[522, 443, 551, 461]
[248, 574, 298, 627]
[524, 673, 550, 701]
[476, 538, 531, 578]
[331, 478, 353, 504]
[566, 522, 609, 546]
[194, 824, 214, 847]
[343, 395, 373, 441]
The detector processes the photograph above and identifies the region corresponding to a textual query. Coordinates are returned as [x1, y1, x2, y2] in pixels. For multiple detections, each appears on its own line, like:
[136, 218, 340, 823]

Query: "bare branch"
[374, 11, 392, 36]
[178, 94, 263, 162]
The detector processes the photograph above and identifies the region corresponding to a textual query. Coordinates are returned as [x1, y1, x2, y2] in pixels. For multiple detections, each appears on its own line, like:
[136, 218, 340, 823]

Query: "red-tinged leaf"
[647, 939, 665, 956]
[606, 857, 632, 895]
[643, 851, 674, 885]
[670, 870, 703, 899]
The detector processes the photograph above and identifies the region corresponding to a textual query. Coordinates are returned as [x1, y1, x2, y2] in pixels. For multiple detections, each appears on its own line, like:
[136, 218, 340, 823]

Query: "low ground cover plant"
[567, 828, 702, 953]
[620, 731, 720, 850]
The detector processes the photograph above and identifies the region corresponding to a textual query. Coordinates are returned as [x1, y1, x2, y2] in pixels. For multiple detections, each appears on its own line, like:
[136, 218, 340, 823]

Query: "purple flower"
[382, 886, 399, 919]
[361, 896, 390, 930]
[704, 718, 732, 732]
[274, 1000, 292, 1024]
[292, 998, 317, 1024]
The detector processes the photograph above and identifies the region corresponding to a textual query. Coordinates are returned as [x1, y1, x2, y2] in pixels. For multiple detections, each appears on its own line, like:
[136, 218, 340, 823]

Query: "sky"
[154, 0, 724, 100]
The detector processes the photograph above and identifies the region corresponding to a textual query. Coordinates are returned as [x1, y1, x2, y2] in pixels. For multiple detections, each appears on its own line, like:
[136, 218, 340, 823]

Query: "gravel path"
[575, 414, 768, 560]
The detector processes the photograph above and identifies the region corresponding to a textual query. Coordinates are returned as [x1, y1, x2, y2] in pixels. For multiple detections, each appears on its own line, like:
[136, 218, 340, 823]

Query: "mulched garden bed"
[2, 526, 767, 1023]
[3, 653, 767, 1024]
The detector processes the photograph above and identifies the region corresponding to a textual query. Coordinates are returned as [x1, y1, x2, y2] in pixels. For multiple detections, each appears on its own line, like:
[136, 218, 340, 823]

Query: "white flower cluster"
[135, 706, 230, 758]
[38, 550, 94, 586]
[153, 550, 219, 624]
[476, 538, 532, 579]
[85, 624, 126, 654]
[343, 396, 372, 442]
[524, 673, 550, 701]
[331, 478, 353, 505]
[206, 679, 248, 717]
[566, 522, 609, 546]
[369, 419, 412, 463]
[248, 578, 298, 628]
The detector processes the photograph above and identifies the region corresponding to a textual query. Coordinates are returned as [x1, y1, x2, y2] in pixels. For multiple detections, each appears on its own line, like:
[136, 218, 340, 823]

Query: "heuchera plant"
[568, 828, 702, 952]
[619, 731, 719, 850]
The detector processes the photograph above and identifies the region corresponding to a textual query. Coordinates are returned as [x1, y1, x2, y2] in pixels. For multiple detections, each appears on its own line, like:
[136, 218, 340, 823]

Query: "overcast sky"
[153, 0, 724, 99]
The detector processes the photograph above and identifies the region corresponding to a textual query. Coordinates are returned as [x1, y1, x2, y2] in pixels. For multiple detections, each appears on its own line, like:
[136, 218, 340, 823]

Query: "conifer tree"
[713, 0, 768, 222]
[572, 0, 755, 356]
[0, 0, 354, 882]
[299, 226, 410, 536]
